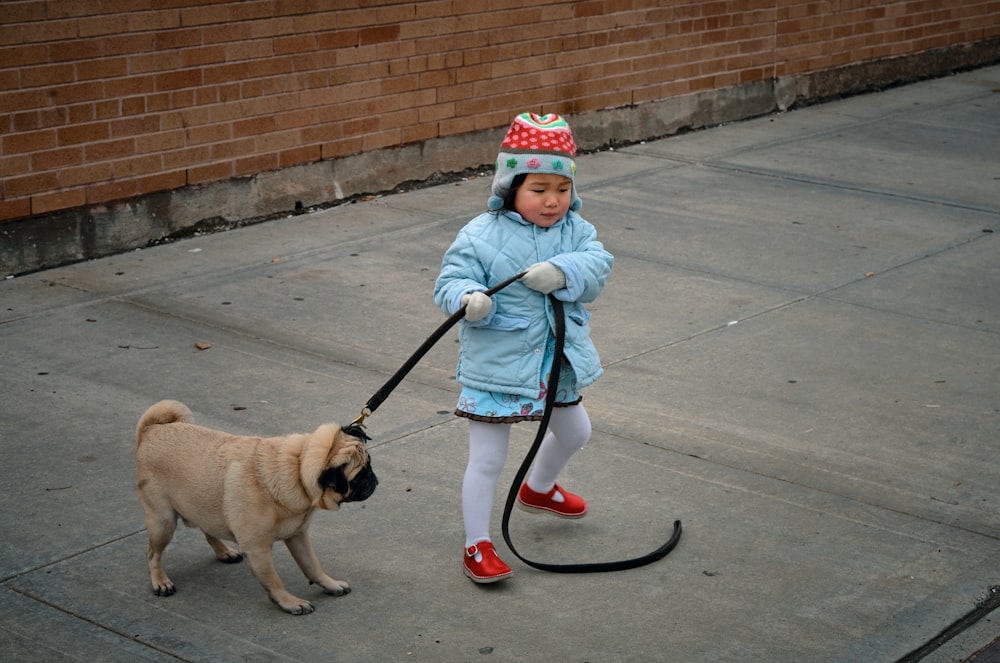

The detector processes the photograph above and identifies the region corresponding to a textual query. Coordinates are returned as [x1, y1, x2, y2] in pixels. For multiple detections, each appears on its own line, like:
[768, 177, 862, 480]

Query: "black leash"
[351, 275, 682, 573]
[349, 271, 528, 431]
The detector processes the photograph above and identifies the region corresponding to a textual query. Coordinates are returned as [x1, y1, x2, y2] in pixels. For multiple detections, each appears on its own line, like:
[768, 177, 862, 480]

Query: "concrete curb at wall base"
[3, 42, 998, 279]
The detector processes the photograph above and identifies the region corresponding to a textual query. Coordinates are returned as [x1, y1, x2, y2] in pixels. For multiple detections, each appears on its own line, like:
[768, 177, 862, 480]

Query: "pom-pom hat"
[488, 113, 581, 212]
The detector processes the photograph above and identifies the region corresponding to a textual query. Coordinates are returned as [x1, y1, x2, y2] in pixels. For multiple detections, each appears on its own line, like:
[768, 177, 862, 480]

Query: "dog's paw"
[152, 581, 176, 597]
[217, 550, 243, 564]
[313, 576, 351, 596]
[281, 599, 316, 616]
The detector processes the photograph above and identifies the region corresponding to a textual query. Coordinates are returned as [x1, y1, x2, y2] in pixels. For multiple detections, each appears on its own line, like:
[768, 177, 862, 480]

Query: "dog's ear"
[319, 465, 350, 494]
[341, 424, 371, 443]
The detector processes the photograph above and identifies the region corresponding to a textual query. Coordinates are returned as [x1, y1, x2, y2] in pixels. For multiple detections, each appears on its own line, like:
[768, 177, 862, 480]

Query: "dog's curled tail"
[136, 400, 194, 447]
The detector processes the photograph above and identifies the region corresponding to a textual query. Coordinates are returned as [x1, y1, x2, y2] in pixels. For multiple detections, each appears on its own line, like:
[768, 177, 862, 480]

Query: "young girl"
[434, 113, 614, 583]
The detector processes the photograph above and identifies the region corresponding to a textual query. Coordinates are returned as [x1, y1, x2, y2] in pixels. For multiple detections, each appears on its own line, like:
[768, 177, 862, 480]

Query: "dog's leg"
[240, 542, 315, 615]
[204, 533, 243, 563]
[143, 512, 177, 597]
[285, 530, 351, 596]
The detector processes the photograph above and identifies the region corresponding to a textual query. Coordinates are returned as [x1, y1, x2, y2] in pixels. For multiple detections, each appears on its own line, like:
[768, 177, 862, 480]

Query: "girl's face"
[513, 174, 573, 227]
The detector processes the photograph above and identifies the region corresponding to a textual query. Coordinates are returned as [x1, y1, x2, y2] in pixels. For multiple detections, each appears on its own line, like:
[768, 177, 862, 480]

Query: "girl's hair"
[498, 174, 526, 213]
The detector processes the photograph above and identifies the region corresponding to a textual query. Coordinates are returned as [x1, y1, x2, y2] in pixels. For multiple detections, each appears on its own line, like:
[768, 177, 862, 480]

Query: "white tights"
[462, 403, 592, 547]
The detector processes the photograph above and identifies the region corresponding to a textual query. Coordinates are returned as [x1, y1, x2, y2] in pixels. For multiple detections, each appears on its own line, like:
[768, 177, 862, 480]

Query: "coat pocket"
[565, 303, 592, 326]
[487, 313, 531, 331]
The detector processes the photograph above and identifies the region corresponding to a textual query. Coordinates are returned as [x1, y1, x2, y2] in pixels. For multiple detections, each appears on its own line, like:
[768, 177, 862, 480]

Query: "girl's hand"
[521, 262, 566, 294]
[461, 292, 492, 322]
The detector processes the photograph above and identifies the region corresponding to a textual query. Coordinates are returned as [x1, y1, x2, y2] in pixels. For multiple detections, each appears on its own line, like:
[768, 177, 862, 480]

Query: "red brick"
[60, 162, 112, 187]
[104, 75, 156, 98]
[155, 68, 203, 91]
[247, 14, 293, 37]
[256, 129, 299, 152]
[235, 152, 277, 176]
[76, 57, 129, 81]
[155, 27, 203, 50]
[0, 43, 47, 67]
[112, 154, 162, 178]
[31, 188, 87, 215]
[86, 178, 139, 205]
[131, 52, 181, 74]
[0, 68, 20, 91]
[0, 1, 46, 24]
[186, 123, 231, 146]
[401, 122, 437, 144]
[317, 30, 357, 50]
[5, 171, 59, 198]
[180, 45, 227, 67]
[233, 116, 276, 137]
[0, 151, 30, 175]
[78, 14, 130, 38]
[68, 103, 95, 124]
[31, 146, 85, 171]
[12, 111, 40, 132]
[22, 19, 77, 43]
[135, 130, 184, 154]
[203, 62, 249, 84]
[161, 145, 211, 169]
[58, 122, 110, 146]
[301, 122, 343, 145]
[122, 96, 146, 116]
[85, 138, 136, 161]
[180, 4, 231, 27]
[359, 25, 400, 45]
[278, 145, 320, 167]
[0, 198, 33, 223]
[227, 39, 274, 61]
[187, 161, 234, 185]
[129, 9, 182, 31]
[211, 137, 256, 160]
[111, 115, 161, 138]
[319, 135, 364, 159]
[21, 63, 76, 88]
[3, 129, 58, 154]
[136, 170, 187, 195]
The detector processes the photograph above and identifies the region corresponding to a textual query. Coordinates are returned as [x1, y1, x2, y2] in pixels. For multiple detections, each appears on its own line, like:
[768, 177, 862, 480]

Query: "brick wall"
[1, 0, 998, 233]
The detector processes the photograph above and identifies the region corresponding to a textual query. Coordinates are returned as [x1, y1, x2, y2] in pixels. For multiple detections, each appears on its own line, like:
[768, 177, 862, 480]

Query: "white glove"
[461, 291, 492, 322]
[521, 262, 566, 294]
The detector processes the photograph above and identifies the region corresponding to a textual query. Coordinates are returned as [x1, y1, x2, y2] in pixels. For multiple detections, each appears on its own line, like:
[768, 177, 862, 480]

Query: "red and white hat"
[489, 113, 580, 212]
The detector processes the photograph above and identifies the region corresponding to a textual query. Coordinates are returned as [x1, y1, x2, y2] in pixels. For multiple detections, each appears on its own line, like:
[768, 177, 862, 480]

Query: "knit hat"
[488, 113, 581, 212]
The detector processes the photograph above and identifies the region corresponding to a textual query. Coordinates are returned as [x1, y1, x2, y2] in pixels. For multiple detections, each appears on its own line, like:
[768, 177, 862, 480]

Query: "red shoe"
[517, 483, 588, 518]
[463, 541, 512, 583]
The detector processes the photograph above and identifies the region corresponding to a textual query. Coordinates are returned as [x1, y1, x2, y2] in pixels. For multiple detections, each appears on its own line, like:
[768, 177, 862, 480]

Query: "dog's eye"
[319, 466, 350, 494]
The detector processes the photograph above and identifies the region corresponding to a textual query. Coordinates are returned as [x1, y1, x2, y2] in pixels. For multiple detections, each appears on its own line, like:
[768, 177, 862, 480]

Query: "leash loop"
[499, 296, 682, 573]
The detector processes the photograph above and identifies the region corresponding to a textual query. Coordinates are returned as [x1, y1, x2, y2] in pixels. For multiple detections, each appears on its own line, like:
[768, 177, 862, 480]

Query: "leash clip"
[349, 407, 372, 431]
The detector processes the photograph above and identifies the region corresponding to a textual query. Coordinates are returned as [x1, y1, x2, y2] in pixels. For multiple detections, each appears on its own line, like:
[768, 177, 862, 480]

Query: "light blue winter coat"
[434, 209, 614, 399]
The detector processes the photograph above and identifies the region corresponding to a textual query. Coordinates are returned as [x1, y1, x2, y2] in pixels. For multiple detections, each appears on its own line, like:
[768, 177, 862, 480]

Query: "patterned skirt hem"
[454, 397, 582, 423]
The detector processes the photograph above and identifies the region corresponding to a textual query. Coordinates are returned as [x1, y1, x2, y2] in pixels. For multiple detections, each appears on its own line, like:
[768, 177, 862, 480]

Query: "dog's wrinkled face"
[318, 442, 378, 504]
[343, 462, 378, 502]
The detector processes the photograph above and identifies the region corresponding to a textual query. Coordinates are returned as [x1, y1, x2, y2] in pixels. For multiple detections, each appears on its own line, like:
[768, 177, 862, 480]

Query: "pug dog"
[136, 400, 377, 615]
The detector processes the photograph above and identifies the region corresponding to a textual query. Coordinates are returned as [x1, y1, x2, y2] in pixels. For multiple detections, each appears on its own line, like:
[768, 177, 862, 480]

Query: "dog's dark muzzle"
[339, 424, 378, 502]
[344, 463, 378, 502]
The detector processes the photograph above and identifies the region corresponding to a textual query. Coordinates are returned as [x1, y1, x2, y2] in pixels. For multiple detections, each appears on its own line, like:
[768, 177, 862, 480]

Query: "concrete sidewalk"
[2, 66, 998, 662]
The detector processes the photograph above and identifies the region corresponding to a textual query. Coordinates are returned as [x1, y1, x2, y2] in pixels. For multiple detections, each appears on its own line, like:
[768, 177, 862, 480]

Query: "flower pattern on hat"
[489, 113, 581, 212]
